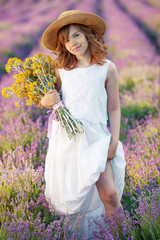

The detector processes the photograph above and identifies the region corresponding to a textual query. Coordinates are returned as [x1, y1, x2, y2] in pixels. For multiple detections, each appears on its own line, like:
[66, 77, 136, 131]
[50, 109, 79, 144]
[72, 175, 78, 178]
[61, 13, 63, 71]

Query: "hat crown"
[58, 10, 84, 20]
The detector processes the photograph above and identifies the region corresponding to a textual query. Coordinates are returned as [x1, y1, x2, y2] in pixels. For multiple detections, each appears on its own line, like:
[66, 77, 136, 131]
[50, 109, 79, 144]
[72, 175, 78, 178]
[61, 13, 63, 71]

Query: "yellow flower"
[33, 69, 42, 77]
[31, 63, 41, 70]
[47, 82, 55, 88]
[54, 76, 57, 84]
[34, 53, 43, 58]
[5, 57, 19, 73]
[26, 100, 32, 106]
[25, 84, 30, 90]
[12, 82, 18, 91]
[25, 70, 31, 75]
[29, 83, 34, 91]
[3, 53, 57, 108]
[33, 97, 38, 101]
[1, 87, 13, 98]
[12, 59, 23, 68]
[15, 102, 21, 107]
[29, 82, 37, 91]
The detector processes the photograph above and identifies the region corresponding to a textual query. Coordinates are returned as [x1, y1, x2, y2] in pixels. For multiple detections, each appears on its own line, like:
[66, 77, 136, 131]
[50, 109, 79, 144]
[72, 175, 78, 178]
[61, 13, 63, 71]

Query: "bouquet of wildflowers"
[2, 53, 84, 140]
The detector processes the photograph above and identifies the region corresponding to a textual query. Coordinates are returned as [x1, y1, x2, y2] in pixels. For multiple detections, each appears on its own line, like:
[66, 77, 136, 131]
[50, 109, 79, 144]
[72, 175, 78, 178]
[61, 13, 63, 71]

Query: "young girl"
[41, 10, 126, 237]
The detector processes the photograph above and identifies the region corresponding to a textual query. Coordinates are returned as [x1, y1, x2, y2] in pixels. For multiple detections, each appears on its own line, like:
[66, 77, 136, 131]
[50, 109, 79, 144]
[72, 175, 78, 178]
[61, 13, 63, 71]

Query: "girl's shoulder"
[105, 60, 119, 85]
[104, 58, 116, 68]
[105, 59, 118, 80]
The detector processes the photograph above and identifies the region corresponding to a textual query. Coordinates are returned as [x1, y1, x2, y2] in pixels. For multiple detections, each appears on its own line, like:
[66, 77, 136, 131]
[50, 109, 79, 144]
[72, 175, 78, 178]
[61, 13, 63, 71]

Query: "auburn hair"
[53, 24, 107, 70]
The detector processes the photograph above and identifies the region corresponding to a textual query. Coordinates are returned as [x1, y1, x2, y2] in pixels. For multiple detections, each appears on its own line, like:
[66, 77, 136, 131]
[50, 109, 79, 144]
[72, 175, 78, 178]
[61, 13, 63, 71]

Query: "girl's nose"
[70, 38, 76, 45]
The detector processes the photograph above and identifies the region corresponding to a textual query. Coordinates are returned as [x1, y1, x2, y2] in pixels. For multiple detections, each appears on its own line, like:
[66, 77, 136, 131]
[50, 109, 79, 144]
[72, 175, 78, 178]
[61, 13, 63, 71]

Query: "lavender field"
[0, 0, 160, 239]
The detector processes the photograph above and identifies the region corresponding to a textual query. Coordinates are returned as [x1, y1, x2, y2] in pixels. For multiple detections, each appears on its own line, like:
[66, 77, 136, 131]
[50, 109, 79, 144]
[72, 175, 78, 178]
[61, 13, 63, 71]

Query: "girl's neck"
[77, 50, 92, 68]
[77, 59, 92, 68]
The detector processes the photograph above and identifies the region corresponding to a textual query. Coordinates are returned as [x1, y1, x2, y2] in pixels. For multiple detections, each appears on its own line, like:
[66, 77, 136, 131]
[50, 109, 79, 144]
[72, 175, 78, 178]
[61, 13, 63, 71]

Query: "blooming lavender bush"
[119, 63, 160, 140]
[92, 113, 160, 239]
[93, 189, 160, 240]
[0, 0, 160, 239]
[0, 121, 81, 239]
[124, 114, 160, 187]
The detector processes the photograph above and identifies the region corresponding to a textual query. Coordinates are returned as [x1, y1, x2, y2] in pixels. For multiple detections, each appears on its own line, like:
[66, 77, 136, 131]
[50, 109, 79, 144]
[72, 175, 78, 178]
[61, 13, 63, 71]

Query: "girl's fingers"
[47, 89, 59, 95]
[42, 90, 61, 106]
[56, 99, 60, 103]
[56, 95, 60, 100]
[47, 89, 55, 94]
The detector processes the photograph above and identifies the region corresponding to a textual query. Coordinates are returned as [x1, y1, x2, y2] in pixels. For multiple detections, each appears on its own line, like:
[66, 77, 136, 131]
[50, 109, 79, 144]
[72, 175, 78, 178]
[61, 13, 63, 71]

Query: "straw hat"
[42, 10, 106, 51]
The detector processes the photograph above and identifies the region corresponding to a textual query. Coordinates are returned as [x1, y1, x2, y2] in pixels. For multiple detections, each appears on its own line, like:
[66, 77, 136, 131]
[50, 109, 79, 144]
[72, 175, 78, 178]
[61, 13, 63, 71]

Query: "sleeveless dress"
[44, 59, 126, 238]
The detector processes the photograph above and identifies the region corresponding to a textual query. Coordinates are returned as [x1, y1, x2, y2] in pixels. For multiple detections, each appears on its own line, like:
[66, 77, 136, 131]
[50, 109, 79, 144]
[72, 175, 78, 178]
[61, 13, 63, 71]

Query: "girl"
[41, 10, 126, 237]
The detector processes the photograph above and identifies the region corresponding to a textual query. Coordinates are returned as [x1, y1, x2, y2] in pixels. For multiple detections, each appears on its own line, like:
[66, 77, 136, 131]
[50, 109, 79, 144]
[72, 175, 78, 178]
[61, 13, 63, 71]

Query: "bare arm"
[105, 62, 121, 159]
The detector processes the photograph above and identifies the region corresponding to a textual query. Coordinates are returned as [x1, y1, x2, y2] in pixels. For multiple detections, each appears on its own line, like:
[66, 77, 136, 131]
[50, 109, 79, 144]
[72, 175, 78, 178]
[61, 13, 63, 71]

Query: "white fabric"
[44, 59, 126, 238]
[59, 61, 109, 124]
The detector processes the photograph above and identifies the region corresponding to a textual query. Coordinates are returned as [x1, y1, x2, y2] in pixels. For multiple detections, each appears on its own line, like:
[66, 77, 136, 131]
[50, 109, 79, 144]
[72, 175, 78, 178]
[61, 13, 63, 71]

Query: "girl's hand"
[40, 89, 60, 109]
[107, 141, 118, 161]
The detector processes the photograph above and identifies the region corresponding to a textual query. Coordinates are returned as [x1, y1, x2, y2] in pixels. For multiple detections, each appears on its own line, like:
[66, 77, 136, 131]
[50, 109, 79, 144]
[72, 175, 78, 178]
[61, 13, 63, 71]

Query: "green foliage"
[121, 105, 158, 125]
[15, 41, 33, 50]
[119, 77, 135, 92]
[0, 64, 6, 74]
[4, 49, 18, 58]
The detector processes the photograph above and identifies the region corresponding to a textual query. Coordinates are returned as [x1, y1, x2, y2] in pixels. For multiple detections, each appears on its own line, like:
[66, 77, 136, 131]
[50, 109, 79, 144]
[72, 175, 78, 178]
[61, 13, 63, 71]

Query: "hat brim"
[42, 12, 106, 51]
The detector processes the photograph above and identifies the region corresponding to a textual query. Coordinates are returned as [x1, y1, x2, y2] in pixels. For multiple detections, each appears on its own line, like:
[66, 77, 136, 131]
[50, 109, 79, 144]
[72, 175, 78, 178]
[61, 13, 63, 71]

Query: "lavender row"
[140, 0, 160, 7]
[0, 111, 159, 239]
[0, 0, 160, 238]
[101, 0, 160, 69]
[0, 0, 78, 75]
[116, 0, 160, 51]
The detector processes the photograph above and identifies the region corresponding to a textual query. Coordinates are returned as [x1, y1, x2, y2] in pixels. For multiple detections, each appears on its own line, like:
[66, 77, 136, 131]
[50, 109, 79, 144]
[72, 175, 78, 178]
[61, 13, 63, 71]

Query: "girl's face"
[64, 25, 90, 58]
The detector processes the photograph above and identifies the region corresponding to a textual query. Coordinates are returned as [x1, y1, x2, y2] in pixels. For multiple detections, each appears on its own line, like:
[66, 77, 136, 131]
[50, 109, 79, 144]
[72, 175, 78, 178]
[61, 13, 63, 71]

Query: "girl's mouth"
[73, 46, 80, 51]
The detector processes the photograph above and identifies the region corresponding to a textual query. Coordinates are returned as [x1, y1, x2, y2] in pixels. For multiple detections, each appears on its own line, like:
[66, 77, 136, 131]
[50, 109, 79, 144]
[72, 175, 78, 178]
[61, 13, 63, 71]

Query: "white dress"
[44, 59, 126, 238]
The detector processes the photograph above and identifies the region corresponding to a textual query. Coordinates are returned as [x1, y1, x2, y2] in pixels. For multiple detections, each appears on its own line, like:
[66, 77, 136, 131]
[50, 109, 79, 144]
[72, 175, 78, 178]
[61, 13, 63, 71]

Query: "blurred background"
[0, 0, 160, 239]
[0, 0, 160, 75]
[0, 0, 159, 138]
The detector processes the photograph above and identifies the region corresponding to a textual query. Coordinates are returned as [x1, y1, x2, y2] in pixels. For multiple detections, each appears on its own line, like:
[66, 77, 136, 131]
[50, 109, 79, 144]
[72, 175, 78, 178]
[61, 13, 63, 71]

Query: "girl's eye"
[74, 34, 79, 38]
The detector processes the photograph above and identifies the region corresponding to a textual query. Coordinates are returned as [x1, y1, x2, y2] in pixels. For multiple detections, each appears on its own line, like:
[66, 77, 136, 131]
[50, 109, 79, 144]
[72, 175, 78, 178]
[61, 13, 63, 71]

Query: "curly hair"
[53, 24, 107, 70]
